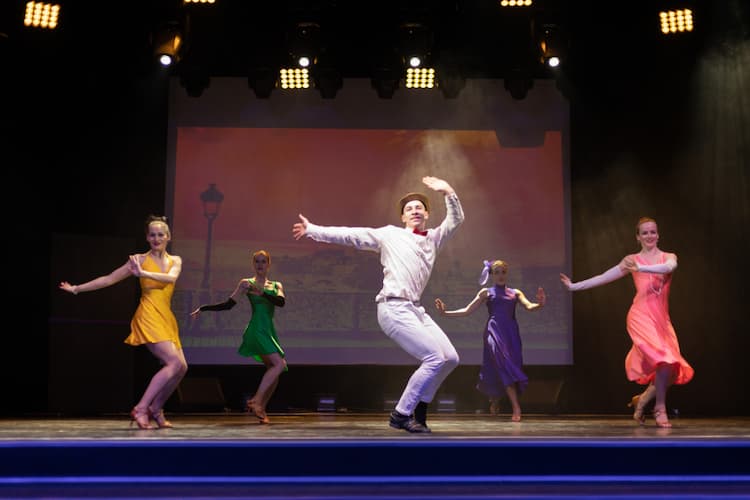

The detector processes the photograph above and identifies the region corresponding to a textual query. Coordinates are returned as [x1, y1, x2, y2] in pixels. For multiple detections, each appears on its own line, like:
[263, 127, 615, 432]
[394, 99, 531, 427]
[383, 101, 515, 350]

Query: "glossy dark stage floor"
[1, 413, 749, 499]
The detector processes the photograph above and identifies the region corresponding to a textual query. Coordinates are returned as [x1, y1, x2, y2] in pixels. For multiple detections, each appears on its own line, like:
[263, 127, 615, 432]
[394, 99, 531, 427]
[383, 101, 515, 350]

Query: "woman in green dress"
[191, 249, 286, 424]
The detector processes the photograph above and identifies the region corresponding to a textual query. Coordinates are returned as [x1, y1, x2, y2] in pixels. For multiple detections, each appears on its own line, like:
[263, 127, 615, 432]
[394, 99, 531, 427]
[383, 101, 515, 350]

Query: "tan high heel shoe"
[627, 385, 655, 425]
[130, 407, 154, 430]
[247, 399, 270, 424]
[148, 408, 173, 429]
[627, 394, 647, 425]
[255, 410, 271, 425]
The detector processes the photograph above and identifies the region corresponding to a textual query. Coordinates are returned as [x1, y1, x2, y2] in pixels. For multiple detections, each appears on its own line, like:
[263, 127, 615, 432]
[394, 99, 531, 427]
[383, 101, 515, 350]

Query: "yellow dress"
[124, 253, 181, 348]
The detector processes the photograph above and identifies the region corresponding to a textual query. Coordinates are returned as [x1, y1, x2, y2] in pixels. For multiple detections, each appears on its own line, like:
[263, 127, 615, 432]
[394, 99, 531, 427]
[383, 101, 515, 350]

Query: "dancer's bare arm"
[435, 289, 488, 317]
[59, 261, 132, 295]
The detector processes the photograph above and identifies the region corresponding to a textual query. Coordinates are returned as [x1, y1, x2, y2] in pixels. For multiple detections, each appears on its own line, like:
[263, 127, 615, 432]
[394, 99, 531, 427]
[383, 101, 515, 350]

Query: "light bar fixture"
[279, 68, 310, 89]
[499, 0, 533, 7]
[659, 9, 694, 35]
[405, 67, 435, 89]
[23, 2, 60, 29]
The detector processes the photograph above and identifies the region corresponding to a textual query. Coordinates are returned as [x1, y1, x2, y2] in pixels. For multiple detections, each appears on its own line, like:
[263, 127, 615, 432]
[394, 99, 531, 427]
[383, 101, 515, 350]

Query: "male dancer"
[292, 176, 464, 433]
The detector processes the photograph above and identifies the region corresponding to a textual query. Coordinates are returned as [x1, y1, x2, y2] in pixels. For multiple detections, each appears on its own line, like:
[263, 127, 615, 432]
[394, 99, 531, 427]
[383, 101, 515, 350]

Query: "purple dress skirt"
[476, 285, 529, 397]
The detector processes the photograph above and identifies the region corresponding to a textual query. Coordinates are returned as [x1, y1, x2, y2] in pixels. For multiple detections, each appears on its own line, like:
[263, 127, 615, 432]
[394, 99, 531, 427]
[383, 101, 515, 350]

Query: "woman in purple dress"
[435, 260, 545, 421]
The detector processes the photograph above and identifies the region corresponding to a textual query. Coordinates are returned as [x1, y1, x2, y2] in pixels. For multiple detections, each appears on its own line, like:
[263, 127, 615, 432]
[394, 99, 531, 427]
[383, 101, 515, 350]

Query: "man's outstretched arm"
[293, 213, 382, 251]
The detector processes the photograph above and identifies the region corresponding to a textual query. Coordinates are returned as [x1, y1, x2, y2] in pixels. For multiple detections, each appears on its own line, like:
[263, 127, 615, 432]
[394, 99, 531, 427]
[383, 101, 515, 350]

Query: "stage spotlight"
[279, 67, 310, 90]
[183, 0, 216, 3]
[537, 23, 566, 69]
[659, 9, 694, 35]
[180, 67, 210, 97]
[23, 2, 60, 30]
[399, 23, 433, 71]
[398, 23, 436, 91]
[153, 23, 184, 67]
[248, 67, 277, 99]
[314, 67, 343, 99]
[279, 22, 322, 91]
[504, 69, 533, 100]
[288, 22, 320, 69]
[500, 0, 533, 7]
[371, 66, 400, 99]
[405, 67, 435, 89]
[437, 66, 466, 99]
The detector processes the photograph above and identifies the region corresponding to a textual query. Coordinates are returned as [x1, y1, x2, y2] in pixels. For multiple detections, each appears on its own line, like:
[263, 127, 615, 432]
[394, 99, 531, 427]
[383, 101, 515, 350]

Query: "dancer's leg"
[139, 341, 188, 411]
[654, 364, 674, 428]
[253, 353, 285, 408]
[378, 302, 459, 417]
[505, 384, 521, 422]
[247, 353, 285, 423]
[629, 383, 656, 424]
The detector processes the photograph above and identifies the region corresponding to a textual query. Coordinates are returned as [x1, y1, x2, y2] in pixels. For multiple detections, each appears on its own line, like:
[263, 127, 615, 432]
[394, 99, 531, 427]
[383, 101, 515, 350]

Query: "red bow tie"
[413, 228, 428, 237]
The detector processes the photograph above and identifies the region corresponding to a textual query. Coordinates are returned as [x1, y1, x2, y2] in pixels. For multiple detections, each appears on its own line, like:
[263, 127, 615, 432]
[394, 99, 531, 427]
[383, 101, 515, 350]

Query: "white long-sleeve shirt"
[305, 193, 464, 303]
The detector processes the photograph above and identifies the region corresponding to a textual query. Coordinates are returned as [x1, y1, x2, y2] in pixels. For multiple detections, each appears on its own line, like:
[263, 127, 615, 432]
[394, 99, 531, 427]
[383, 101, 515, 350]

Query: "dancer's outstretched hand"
[559, 273, 572, 290]
[293, 214, 310, 240]
[536, 287, 546, 306]
[434, 298, 447, 314]
[422, 176, 455, 196]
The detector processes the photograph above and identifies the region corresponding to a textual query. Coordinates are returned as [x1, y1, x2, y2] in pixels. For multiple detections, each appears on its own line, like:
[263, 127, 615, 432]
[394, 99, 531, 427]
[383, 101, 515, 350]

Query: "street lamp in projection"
[200, 183, 224, 288]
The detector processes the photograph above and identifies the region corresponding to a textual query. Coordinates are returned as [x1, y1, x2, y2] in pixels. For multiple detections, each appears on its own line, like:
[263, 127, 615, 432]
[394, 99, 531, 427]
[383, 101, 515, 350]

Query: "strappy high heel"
[148, 407, 173, 429]
[627, 394, 647, 425]
[247, 399, 270, 424]
[130, 407, 154, 430]
[627, 385, 655, 425]
[654, 407, 672, 428]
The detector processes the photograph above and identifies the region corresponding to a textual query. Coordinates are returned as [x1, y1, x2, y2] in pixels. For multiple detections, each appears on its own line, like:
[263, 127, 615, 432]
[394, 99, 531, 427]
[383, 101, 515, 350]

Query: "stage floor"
[1, 413, 749, 440]
[2, 414, 749, 499]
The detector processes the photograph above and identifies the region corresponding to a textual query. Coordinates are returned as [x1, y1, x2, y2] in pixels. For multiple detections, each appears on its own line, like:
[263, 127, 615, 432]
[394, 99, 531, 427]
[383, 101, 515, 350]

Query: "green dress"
[237, 279, 285, 363]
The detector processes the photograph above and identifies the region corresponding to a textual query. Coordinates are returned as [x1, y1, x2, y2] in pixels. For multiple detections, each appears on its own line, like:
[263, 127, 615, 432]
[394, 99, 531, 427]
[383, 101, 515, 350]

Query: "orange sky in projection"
[173, 127, 564, 266]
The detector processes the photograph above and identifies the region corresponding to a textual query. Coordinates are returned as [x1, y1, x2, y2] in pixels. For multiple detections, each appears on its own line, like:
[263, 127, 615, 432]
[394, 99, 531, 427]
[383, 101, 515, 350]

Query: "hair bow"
[478, 260, 493, 285]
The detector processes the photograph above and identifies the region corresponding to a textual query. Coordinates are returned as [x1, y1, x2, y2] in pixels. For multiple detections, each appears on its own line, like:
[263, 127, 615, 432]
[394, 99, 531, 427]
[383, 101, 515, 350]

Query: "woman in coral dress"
[560, 217, 693, 427]
[191, 250, 286, 424]
[59, 215, 187, 429]
[435, 259, 545, 422]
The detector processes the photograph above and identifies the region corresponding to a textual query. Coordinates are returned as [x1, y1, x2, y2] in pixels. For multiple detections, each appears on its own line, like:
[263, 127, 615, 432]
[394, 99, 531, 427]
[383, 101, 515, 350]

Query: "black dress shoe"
[414, 401, 429, 428]
[389, 410, 431, 433]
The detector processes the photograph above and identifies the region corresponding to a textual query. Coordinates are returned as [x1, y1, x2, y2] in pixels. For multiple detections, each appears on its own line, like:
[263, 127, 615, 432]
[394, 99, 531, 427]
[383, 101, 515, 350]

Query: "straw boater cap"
[398, 192, 430, 215]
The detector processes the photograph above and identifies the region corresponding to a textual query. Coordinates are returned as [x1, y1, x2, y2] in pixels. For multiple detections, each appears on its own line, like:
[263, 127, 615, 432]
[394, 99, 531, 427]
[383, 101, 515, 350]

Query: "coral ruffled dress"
[624, 254, 693, 385]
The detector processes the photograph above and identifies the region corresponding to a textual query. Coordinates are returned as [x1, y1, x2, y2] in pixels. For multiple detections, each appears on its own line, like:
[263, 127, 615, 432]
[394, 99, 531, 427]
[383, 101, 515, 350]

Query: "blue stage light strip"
[2, 475, 750, 485]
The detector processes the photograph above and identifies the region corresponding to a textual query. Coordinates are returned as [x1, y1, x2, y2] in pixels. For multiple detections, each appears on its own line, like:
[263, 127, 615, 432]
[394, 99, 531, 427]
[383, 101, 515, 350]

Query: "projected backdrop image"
[168, 78, 570, 366]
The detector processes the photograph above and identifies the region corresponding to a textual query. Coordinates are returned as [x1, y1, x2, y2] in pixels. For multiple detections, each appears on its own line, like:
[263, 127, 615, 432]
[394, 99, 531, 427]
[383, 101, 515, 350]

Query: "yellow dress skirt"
[124, 254, 181, 348]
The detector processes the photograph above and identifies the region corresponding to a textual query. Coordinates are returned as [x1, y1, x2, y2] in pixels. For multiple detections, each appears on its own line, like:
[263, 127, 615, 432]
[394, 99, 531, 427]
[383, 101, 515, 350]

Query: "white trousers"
[377, 300, 460, 416]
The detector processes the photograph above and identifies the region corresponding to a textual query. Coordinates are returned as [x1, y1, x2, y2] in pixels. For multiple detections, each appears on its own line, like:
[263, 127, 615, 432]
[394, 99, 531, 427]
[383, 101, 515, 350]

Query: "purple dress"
[476, 284, 529, 397]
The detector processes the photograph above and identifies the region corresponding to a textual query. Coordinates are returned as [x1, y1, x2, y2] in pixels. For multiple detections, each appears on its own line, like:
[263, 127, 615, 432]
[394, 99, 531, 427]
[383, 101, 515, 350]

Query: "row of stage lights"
[21, 1, 698, 36]
[150, 13, 554, 99]
[278, 58, 438, 91]
[19, 1, 699, 100]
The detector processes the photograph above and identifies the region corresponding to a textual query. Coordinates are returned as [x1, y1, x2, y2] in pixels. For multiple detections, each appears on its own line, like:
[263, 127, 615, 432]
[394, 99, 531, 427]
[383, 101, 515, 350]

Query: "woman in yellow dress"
[59, 215, 186, 429]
